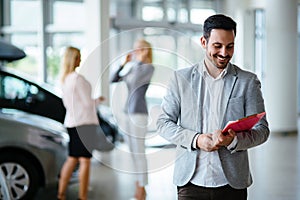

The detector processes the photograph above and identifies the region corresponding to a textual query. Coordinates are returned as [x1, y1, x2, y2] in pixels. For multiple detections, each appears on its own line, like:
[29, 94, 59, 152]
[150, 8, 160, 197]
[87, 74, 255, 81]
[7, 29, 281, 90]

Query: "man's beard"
[214, 53, 231, 69]
[206, 54, 230, 69]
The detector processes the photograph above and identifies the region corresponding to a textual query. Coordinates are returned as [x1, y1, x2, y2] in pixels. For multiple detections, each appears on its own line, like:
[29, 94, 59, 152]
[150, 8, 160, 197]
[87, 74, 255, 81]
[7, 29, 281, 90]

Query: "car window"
[0, 71, 65, 123]
[0, 74, 44, 101]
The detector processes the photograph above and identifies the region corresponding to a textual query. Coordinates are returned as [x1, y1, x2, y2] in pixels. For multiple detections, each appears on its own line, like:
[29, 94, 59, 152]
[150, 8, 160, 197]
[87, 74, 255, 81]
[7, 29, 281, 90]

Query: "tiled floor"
[36, 132, 300, 200]
[248, 133, 300, 200]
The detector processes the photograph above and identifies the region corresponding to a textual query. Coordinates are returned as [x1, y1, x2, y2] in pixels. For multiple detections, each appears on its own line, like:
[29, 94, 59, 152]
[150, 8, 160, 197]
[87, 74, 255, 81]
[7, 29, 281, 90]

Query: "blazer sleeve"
[110, 66, 123, 83]
[233, 74, 270, 152]
[156, 71, 198, 152]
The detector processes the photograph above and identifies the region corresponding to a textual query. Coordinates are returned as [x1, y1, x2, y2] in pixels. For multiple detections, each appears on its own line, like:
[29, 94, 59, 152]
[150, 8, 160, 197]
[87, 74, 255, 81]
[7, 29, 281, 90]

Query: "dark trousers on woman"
[177, 182, 247, 200]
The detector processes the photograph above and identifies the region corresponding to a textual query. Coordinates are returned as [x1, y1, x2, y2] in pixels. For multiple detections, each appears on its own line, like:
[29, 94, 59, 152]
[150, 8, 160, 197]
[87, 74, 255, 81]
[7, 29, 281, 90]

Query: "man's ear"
[200, 36, 207, 48]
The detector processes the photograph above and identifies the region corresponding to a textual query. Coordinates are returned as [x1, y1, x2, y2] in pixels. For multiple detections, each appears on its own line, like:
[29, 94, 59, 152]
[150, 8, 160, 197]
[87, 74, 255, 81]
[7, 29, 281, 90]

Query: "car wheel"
[0, 153, 40, 200]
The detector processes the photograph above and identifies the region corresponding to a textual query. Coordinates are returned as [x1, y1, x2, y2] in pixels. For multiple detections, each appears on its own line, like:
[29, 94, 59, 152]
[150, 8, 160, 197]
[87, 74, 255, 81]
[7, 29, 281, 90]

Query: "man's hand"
[213, 129, 236, 147]
[196, 129, 236, 152]
[196, 133, 220, 152]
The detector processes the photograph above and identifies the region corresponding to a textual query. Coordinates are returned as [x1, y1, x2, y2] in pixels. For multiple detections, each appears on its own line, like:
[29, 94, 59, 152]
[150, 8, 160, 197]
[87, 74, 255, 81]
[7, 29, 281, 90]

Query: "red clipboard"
[222, 112, 266, 135]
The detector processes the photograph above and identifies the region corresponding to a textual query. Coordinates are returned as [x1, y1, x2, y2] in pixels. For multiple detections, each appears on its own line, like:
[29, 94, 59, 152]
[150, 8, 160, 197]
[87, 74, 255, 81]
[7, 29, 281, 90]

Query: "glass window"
[190, 9, 216, 24]
[48, 0, 86, 85]
[142, 6, 164, 21]
[53, 1, 85, 29]
[178, 8, 188, 23]
[8, 1, 40, 78]
[5, 0, 86, 85]
[167, 8, 176, 22]
[46, 33, 85, 85]
[52, 33, 85, 48]
[6, 34, 39, 77]
[46, 47, 61, 85]
[10, 0, 39, 28]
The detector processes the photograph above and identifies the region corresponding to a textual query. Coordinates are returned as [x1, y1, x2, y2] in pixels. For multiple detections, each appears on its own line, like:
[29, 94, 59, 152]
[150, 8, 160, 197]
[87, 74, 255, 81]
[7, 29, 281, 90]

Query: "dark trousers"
[177, 182, 247, 200]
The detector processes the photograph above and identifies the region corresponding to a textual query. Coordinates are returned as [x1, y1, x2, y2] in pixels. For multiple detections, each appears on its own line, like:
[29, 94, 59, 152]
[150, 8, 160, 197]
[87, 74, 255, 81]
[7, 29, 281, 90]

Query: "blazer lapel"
[220, 64, 238, 125]
[191, 64, 203, 132]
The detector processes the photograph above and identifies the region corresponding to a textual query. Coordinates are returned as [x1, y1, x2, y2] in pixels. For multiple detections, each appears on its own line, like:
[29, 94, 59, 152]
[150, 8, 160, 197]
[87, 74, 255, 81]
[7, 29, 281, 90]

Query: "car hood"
[0, 109, 68, 138]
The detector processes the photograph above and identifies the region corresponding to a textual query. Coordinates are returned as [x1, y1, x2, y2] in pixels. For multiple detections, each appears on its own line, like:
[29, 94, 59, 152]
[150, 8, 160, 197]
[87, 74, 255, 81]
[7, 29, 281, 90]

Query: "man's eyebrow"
[212, 42, 222, 45]
[212, 42, 235, 46]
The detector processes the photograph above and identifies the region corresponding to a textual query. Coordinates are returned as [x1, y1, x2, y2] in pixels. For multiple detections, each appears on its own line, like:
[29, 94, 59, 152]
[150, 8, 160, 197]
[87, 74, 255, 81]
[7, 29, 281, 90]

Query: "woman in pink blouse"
[57, 46, 106, 200]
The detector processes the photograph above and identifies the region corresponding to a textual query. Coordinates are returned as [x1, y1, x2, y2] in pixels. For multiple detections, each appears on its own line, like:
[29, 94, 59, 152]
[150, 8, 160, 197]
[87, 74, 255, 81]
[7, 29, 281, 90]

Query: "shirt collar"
[201, 60, 228, 79]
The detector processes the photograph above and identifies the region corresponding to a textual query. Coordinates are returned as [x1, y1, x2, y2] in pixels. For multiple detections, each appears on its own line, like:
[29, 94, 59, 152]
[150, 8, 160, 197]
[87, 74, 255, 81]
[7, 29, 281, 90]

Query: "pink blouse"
[62, 72, 98, 128]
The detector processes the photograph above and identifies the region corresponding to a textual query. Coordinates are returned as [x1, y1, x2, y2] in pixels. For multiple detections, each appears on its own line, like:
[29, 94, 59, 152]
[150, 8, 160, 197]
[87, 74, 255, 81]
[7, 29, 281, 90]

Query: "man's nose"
[219, 46, 227, 56]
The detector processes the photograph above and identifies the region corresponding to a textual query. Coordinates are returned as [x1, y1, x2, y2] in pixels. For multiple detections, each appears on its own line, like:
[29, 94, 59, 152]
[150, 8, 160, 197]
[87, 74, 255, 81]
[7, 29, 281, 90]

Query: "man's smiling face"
[201, 29, 235, 70]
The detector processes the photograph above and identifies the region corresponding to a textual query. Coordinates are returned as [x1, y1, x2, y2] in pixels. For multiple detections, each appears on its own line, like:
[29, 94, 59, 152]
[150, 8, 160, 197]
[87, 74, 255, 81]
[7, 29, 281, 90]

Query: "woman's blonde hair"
[134, 39, 153, 63]
[60, 46, 80, 83]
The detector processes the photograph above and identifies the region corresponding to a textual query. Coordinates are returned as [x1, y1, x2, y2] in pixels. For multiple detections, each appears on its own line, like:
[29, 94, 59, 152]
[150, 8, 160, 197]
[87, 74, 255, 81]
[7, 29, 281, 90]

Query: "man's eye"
[214, 45, 222, 48]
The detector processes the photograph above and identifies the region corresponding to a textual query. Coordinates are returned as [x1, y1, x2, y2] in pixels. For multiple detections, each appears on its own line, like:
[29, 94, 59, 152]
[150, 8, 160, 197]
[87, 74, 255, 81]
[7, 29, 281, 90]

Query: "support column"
[83, 0, 110, 105]
[38, 0, 47, 82]
[264, 0, 298, 132]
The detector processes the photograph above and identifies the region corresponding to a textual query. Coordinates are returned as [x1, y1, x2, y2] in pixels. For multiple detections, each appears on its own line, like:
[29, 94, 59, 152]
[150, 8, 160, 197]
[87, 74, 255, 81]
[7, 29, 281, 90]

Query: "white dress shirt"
[190, 63, 228, 187]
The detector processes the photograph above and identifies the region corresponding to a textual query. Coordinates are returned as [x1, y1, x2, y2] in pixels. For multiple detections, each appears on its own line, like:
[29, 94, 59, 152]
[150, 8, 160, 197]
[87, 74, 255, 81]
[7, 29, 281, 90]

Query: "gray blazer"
[111, 61, 154, 114]
[156, 62, 269, 189]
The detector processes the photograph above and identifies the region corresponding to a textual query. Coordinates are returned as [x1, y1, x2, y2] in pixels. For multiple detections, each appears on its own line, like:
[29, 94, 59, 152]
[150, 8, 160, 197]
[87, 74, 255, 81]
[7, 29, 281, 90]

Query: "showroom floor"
[35, 131, 300, 200]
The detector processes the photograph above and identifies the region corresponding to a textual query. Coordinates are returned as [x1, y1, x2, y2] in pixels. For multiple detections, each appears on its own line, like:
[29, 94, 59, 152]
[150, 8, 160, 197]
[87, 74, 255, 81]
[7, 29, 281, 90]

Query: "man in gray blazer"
[156, 14, 269, 200]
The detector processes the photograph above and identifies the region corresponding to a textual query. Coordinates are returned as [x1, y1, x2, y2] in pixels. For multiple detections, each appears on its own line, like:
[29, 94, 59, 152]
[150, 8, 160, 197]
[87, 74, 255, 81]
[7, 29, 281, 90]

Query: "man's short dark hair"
[203, 14, 237, 40]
